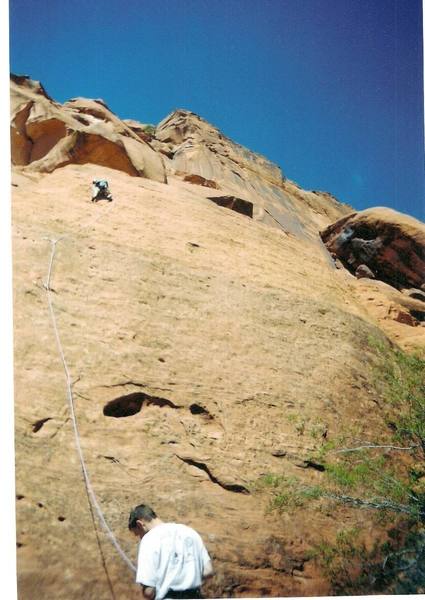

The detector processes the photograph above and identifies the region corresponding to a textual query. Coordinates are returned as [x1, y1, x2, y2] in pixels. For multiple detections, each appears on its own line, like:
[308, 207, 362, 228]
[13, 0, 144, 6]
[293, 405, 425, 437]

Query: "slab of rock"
[14, 159, 399, 599]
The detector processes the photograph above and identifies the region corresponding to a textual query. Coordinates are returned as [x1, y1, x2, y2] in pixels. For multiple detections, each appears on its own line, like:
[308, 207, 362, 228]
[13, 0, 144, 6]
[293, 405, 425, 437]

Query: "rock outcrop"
[321, 208, 425, 349]
[152, 109, 352, 243]
[10, 75, 166, 182]
[10, 75, 354, 261]
[321, 208, 425, 290]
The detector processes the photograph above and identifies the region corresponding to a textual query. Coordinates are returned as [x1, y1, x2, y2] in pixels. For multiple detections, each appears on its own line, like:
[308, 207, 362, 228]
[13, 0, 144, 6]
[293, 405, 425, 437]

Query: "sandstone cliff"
[11, 75, 425, 598]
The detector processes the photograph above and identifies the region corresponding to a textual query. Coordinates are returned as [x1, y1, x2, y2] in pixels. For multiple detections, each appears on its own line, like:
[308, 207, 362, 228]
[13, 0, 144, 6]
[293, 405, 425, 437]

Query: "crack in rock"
[175, 454, 249, 494]
[32, 417, 52, 433]
[272, 450, 325, 471]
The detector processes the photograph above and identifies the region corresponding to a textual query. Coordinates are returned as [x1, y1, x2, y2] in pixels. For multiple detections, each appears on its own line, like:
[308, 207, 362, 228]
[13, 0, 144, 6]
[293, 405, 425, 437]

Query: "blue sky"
[9, 0, 424, 220]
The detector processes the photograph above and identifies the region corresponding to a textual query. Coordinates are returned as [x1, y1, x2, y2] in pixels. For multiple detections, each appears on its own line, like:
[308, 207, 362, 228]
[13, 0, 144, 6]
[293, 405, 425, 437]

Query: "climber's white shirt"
[136, 523, 211, 600]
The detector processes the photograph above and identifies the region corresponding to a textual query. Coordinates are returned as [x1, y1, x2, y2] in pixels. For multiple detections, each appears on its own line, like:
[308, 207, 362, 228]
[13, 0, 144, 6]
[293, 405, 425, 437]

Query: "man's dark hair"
[128, 504, 157, 530]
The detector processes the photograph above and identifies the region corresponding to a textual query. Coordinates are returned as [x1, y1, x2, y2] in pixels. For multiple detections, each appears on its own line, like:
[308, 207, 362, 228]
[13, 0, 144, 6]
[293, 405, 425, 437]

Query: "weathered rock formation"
[152, 109, 352, 243]
[321, 208, 425, 348]
[321, 208, 425, 290]
[10, 76, 425, 599]
[10, 75, 166, 182]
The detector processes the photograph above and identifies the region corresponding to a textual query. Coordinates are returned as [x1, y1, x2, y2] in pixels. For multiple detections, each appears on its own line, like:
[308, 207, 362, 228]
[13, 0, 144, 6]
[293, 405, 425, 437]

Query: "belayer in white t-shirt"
[128, 504, 214, 600]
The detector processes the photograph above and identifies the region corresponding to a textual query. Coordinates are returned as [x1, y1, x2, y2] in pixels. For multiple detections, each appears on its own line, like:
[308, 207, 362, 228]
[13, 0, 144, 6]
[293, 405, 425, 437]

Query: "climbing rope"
[42, 199, 137, 580]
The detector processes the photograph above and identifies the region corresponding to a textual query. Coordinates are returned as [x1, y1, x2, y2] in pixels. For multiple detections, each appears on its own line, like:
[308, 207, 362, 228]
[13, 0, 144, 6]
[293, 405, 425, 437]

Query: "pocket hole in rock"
[103, 392, 179, 418]
[189, 403, 212, 419]
[411, 310, 425, 322]
[32, 417, 52, 433]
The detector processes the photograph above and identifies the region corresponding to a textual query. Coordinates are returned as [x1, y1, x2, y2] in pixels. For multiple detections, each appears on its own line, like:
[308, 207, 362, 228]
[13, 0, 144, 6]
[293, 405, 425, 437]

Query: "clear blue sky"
[9, 0, 425, 220]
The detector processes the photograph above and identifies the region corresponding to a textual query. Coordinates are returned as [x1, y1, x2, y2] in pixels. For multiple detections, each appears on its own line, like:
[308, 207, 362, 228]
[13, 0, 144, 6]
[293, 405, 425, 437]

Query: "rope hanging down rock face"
[41, 198, 137, 576]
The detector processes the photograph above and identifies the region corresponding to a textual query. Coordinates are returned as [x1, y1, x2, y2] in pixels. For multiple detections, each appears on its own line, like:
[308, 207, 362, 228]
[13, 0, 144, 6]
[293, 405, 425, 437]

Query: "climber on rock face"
[128, 504, 213, 600]
[91, 179, 113, 202]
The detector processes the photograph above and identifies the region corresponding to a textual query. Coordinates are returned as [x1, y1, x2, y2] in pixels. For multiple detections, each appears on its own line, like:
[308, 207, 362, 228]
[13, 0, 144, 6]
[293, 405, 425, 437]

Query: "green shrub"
[142, 124, 156, 136]
[368, 339, 425, 455]
[309, 528, 378, 593]
[261, 341, 425, 593]
[255, 473, 322, 512]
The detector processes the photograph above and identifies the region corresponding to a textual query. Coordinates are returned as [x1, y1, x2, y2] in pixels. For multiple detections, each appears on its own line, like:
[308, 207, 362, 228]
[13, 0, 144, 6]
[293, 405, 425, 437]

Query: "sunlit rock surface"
[10, 75, 166, 182]
[11, 76, 425, 599]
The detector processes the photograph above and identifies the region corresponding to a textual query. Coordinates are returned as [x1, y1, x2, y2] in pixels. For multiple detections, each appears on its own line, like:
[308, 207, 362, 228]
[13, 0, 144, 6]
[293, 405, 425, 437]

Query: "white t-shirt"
[136, 523, 211, 600]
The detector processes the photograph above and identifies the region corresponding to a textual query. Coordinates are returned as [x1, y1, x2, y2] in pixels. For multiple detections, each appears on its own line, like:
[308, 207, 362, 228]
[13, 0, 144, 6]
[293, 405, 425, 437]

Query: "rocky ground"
[11, 76, 425, 599]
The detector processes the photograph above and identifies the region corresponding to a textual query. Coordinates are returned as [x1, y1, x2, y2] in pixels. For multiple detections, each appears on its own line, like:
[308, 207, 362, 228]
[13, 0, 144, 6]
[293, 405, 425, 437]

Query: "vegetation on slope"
[255, 338, 425, 593]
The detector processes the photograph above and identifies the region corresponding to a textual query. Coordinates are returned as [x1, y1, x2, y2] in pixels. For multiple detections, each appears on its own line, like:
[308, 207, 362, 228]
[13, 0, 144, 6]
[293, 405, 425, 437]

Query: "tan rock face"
[11, 77, 425, 599]
[10, 75, 351, 255]
[13, 163, 424, 599]
[153, 110, 352, 244]
[155, 109, 283, 184]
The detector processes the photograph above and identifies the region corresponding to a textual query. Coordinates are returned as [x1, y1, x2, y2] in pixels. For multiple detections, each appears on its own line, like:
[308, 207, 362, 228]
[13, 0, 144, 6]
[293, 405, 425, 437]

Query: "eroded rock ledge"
[321, 208, 425, 290]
